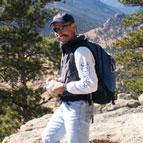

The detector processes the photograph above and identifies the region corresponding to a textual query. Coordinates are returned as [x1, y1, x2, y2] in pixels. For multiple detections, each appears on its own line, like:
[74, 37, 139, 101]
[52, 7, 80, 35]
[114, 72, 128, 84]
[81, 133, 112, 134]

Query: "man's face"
[52, 22, 76, 45]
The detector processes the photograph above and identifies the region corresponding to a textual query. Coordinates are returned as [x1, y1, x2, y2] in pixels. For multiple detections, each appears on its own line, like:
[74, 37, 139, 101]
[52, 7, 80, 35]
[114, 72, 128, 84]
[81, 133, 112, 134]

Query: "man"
[42, 12, 98, 143]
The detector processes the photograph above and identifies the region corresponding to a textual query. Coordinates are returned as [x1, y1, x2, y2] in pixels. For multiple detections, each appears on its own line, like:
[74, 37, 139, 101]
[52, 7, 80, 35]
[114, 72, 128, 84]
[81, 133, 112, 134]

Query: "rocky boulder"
[138, 94, 143, 105]
[2, 94, 143, 143]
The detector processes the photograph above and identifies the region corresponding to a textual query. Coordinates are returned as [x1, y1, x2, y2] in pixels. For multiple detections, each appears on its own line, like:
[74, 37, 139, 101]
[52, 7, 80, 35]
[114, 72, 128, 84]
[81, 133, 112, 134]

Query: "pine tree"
[114, 0, 143, 97]
[0, 0, 61, 141]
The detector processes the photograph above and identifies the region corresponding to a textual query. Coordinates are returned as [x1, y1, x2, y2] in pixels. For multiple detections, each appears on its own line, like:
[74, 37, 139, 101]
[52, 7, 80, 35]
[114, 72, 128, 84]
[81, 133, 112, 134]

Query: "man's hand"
[51, 81, 65, 94]
[45, 76, 65, 97]
[46, 79, 65, 95]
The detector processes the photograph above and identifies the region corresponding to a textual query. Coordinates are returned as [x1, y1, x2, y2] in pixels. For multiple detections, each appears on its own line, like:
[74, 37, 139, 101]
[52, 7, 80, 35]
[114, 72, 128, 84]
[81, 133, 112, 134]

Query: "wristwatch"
[64, 84, 67, 91]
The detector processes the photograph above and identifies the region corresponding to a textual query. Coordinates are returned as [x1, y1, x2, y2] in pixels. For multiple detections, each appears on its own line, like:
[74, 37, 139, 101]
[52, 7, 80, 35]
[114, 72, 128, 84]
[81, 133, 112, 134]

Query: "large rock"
[138, 94, 143, 105]
[2, 98, 143, 143]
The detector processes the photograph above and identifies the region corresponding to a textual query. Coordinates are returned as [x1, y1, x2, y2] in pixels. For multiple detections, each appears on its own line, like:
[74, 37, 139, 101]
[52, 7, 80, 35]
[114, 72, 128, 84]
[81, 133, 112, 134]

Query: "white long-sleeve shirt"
[66, 46, 98, 94]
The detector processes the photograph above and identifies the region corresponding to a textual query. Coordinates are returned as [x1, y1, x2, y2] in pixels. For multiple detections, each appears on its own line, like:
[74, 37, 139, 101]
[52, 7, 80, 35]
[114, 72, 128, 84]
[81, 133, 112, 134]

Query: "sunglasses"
[52, 23, 72, 32]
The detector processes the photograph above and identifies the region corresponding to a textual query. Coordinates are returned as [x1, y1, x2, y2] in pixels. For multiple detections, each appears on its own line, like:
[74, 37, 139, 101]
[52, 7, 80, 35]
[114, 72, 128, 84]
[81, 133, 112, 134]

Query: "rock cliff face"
[2, 94, 143, 143]
[85, 13, 133, 48]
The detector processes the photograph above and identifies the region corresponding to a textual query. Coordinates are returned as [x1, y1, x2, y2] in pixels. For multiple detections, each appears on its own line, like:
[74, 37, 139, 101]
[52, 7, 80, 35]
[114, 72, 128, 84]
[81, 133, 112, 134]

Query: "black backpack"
[75, 39, 116, 104]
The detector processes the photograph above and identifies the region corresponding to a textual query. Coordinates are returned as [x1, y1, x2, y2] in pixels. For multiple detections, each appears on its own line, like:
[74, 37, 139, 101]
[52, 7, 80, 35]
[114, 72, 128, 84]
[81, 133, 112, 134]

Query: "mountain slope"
[41, 0, 118, 35]
[40, 0, 139, 35]
[85, 13, 133, 48]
